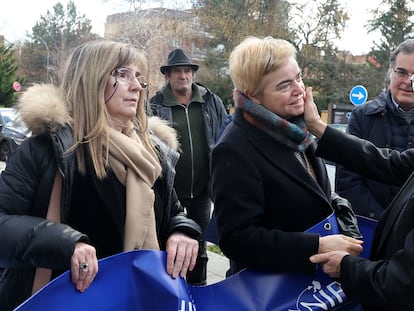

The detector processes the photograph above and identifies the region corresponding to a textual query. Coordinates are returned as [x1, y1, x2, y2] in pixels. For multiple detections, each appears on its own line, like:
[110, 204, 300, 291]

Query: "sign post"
[12, 81, 21, 92]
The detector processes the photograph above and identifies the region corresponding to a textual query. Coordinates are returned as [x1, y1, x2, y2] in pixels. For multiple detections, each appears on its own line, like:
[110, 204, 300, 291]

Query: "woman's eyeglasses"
[111, 67, 148, 89]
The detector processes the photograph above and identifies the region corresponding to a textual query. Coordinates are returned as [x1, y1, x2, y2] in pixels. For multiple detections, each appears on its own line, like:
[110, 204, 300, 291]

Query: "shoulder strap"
[31, 172, 62, 295]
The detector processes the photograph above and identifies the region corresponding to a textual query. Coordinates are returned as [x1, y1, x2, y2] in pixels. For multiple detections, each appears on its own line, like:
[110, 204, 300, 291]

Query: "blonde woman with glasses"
[0, 40, 201, 311]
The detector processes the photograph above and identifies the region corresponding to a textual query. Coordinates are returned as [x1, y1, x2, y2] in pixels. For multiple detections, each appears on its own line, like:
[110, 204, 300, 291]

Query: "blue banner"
[15, 214, 376, 311]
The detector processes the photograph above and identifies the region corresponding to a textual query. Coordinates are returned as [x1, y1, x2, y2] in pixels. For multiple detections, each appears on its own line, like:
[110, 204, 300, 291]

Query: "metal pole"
[34, 37, 50, 81]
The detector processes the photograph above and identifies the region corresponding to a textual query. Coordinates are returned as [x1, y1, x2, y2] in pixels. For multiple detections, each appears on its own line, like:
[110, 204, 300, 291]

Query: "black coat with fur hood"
[0, 84, 201, 311]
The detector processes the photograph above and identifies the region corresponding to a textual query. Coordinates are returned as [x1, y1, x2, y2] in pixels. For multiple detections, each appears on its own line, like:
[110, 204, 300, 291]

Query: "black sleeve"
[340, 233, 414, 310]
[316, 126, 413, 186]
[166, 188, 202, 240]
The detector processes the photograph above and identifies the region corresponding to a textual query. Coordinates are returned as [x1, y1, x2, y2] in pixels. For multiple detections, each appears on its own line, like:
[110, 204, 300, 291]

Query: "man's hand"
[310, 251, 349, 278]
[303, 87, 327, 138]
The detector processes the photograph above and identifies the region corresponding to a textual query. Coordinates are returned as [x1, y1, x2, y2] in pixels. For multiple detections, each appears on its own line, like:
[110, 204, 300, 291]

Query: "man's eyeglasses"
[393, 68, 414, 92]
[111, 67, 148, 89]
[393, 68, 414, 80]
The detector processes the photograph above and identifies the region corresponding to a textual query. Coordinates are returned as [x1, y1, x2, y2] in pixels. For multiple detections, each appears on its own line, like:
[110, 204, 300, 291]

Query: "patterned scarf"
[234, 90, 313, 151]
[108, 121, 162, 251]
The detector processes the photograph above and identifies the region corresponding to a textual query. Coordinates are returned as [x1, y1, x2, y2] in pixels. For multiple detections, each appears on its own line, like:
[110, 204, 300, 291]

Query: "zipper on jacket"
[182, 105, 195, 198]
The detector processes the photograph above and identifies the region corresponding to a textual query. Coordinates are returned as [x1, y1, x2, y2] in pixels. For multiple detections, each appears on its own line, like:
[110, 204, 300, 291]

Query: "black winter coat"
[150, 82, 228, 157]
[316, 126, 414, 311]
[211, 109, 333, 275]
[0, 87, 201, 311]
[336, 91, 411, 219]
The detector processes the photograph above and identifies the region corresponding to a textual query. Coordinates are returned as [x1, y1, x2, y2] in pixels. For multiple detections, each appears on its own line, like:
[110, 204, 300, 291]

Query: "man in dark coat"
[336, 39, 414, 220]
[150, 48, 228, 285]
[304, 84, 414, 311]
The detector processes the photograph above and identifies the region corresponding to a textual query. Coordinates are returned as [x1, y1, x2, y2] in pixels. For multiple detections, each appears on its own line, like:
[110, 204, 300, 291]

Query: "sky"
[0, 0, 192, 43]
[0, 0, 381, 55]
[333, 0, 382, 55]
[0, 0, 122, 42]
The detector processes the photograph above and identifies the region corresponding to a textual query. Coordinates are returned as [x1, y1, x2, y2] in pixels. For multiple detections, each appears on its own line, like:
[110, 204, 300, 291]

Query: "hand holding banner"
[15, 214, 376, 311]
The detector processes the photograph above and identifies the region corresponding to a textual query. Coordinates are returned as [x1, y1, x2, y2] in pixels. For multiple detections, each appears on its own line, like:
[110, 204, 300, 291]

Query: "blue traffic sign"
[349, 85, 368, 105]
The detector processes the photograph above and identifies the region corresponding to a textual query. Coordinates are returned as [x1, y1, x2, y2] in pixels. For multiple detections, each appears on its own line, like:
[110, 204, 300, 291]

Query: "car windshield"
[0, 109, 29, 134]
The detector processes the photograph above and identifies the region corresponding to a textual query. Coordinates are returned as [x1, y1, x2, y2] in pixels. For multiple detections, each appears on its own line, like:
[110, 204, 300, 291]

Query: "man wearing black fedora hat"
[150, 48, 228, 286]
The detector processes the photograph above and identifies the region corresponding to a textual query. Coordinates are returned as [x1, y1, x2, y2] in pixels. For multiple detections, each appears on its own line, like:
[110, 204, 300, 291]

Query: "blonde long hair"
[61, 39, 155, 178]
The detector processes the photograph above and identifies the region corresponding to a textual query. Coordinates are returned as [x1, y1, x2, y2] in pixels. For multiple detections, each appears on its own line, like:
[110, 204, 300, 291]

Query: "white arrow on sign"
[352, 92, 365, 100]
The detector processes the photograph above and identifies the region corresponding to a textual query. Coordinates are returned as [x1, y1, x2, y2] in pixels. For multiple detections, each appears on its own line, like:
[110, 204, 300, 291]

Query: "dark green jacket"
[150, 82, 228, 199]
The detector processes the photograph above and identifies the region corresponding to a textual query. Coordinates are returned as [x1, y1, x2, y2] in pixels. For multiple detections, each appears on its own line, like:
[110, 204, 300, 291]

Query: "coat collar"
[160, 83, 205, 107]
[361, 91, 391, 116]
[231, 108, 332, 205]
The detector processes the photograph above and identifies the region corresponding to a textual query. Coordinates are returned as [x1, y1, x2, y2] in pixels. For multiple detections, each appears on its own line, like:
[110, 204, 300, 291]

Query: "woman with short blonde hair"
[211, 36, 363, 277]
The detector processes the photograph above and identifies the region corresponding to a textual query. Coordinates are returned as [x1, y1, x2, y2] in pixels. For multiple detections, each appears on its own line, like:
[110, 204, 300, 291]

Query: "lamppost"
[34, 37, 50, 81]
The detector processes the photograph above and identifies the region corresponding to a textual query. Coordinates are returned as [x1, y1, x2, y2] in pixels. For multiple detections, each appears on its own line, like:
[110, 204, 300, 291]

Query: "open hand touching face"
[303, 87, 327, 138]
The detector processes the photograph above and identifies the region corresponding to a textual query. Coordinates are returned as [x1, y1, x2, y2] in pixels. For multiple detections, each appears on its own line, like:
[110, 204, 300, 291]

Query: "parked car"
[0, 108, 31, 161]
[329, 123, 347, 133]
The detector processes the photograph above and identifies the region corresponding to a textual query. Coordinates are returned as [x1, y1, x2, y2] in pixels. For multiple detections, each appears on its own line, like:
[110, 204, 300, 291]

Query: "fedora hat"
[160, 48, 199, 74]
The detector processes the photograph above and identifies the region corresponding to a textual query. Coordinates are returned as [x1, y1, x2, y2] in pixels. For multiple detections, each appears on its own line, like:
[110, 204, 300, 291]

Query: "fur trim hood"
[16, 84, 69, 136]
[147, 116, 179, 152]
[16, 84, 179, 151]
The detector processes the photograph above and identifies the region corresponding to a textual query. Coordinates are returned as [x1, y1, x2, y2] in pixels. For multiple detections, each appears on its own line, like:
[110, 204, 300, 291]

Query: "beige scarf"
[108, 124, 162, 251]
